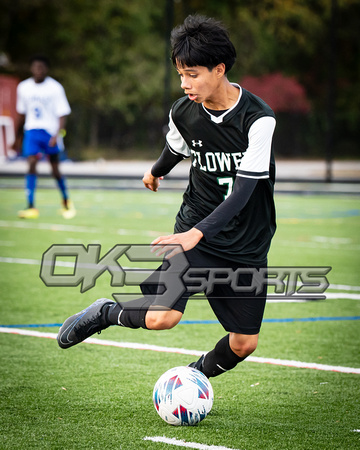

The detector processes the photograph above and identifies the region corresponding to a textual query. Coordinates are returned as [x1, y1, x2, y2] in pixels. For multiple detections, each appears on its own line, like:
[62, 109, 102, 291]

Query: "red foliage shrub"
[241, 73, 311, 114]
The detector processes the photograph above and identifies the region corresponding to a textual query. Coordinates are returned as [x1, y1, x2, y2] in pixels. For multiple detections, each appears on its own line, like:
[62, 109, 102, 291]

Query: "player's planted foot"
[18, 208, 39, 219]
[188, 354, 205, 374]
[61, 200, 76, 219]
[57, 298, 116, 349]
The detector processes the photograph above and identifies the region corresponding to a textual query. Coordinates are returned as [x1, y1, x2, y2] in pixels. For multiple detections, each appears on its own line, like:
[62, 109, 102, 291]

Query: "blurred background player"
[15, 54, 75, 219]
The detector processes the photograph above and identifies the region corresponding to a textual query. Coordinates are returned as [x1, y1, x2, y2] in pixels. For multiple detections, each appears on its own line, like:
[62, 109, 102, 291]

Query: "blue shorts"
[23, 129, 60, 157]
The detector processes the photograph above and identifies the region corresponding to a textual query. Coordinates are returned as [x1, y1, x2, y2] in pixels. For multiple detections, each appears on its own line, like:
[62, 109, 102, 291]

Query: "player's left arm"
[49, 115, 67, 147]
[152, 176, 257, 257]
[49, 84, 71, 147]
[194, 116, 275, 241]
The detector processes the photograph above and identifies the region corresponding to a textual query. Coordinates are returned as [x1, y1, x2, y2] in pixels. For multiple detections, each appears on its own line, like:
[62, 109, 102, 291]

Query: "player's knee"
[51, 165, 61, 179]
[145, 310, 182, 330]
[230, 334, 258, 358]
[28, 156, 37, 173]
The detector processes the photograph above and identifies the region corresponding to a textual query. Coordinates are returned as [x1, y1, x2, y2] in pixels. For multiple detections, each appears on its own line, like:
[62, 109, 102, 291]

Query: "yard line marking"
[330, 284, 360, 291]
[0, 256, 40, 265]
[249, 356, 360, 374]
[143, 436, 241, 450]
[1, 327, 359, 374]
[0, 220, 100, 233]
[276, 239, 360, 251]
[325, 293, 360, 300]
[0, 256, 151, 270]
[0, 220, 163, 237]
[0, 240, 14, 246]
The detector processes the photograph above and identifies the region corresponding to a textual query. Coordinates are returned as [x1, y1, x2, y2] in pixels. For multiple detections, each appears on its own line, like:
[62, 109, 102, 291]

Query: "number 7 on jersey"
[217, 177, 234, 200]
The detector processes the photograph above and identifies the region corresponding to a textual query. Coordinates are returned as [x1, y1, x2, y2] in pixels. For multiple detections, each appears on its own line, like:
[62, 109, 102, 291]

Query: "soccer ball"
[153, 366, 213, 426]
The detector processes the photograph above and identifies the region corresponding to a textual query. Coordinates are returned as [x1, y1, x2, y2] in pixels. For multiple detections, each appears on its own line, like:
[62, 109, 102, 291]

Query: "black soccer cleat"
[57, 298, 115, 349]
[188, 354, 206, 374]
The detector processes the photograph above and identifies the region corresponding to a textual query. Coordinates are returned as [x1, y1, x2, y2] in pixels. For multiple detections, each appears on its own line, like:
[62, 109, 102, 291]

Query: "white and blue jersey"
[16, 76, 71, 156]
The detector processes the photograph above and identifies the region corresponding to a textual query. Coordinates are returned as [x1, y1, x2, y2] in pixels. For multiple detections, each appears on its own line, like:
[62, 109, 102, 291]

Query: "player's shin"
[107, 297, 153, 329]
[191, 334, 246, 378]
[26, 173, 37, 208]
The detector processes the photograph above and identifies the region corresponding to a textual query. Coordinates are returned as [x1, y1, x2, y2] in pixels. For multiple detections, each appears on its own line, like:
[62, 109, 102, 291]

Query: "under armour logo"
[192, 140, 203, 147]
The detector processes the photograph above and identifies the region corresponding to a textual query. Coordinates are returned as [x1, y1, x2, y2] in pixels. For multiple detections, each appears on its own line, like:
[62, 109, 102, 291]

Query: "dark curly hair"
[171, 15, 236, 73]
[29, 54, 50, 68]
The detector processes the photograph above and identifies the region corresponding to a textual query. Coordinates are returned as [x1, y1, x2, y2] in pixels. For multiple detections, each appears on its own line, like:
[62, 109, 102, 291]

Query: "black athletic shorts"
[140, 247, 267, 335]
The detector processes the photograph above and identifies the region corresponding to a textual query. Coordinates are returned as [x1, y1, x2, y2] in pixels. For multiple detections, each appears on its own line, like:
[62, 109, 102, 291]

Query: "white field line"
[0, 220, 100, 233]
[1, 327, 359, 375]
[330, 284, 360, 291]
[143, 436, 241, 450]
[0, 240, 15, 246]
[0, 220, 161, 237]
[276, 239, 360, 251]
[1, 219, 359, 249]
[325, 293, 360, 300]
[0, 256, 40, 265]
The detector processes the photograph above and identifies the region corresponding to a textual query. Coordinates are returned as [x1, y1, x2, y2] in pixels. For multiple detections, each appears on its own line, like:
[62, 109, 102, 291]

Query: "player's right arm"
[13, 82, 26, 150]
[143, 105, 190, 192]
[142, 170, 163, 192]
[142, 143, 185, 192]
[13, 114, 25, 150]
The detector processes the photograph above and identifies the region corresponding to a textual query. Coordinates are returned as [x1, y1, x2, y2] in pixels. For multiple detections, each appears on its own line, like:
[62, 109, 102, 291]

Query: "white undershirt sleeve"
[237, 116, 276, 179]
[166, 110, 191, 157]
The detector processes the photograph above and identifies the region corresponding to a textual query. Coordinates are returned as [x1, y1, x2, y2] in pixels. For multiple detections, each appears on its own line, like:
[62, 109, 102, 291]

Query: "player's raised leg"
[49, 153, 76, 219]
[57, 296, 182, 349]
[57, 298, 115, 348]
[58, 251, 189, 348]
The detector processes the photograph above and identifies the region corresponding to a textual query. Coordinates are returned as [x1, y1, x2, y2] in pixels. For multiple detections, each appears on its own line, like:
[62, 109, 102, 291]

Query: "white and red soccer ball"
[153, 366, 214, 426]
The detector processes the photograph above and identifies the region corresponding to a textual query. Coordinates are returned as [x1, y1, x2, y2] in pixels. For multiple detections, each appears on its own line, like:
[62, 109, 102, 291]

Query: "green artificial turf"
[0, 187, 359, 449]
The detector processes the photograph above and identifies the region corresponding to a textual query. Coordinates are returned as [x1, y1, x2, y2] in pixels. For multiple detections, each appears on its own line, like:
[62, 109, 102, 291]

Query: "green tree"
[1, 0, 359, 156]
[54, 0, 167, 148]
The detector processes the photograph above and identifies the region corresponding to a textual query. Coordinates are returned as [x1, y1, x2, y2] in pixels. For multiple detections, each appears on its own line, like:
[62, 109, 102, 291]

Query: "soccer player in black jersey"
[57, 15, 276, 379]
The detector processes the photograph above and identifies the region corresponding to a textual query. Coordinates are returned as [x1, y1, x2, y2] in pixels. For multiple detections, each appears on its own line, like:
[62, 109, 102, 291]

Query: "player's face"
[176, 64, 224, 105]
[30, 61, 48, 83]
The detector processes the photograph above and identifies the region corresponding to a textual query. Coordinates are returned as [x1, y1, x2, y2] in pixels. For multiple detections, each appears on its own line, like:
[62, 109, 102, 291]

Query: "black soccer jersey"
[166, 85, 276, 265]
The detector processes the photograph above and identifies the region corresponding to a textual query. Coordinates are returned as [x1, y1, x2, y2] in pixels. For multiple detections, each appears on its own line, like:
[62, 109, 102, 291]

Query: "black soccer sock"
[106, 297, 153, 329]
[200, 334, 246, 378]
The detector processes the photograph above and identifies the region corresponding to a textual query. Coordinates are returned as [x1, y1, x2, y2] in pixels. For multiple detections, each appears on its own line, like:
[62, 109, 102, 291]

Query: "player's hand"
[151, 228, 203, 258]
[12, 135, 23, 151]
[142, 169, 163, 192]
[48, 135, 57, 147]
